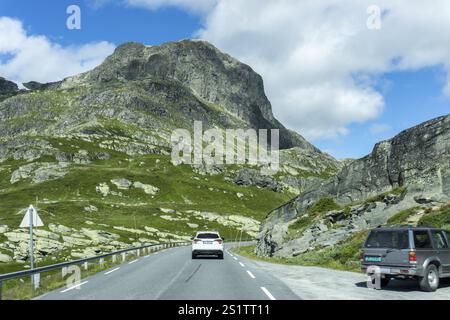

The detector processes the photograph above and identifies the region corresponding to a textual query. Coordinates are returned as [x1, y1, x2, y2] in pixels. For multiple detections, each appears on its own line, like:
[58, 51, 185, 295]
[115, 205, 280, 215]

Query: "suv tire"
[419, 264, 440, 292]
[192, 253, 196, 259]
[218, 253, 224, 260]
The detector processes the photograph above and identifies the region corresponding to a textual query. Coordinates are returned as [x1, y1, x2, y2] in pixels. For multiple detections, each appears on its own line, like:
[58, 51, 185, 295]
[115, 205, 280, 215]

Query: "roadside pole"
[28, 206, 34, 271]
[20, 205, 44, 291]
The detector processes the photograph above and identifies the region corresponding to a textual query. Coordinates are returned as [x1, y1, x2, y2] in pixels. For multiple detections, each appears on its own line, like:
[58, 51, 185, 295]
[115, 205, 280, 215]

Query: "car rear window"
[365, 230, 410, 249]
[413, 230, 433, 249]
[196, 233, 220, 239]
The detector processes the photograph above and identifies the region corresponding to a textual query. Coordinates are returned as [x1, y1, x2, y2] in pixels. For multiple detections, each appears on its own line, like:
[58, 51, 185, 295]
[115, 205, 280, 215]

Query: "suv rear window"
[196, 233, 220, 239]
[413, 230, 432, 249]
[365, 230, 409, 249]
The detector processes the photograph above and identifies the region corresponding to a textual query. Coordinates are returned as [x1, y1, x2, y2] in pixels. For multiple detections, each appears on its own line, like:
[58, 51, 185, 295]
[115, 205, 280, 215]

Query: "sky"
[0, 0, 449, 160]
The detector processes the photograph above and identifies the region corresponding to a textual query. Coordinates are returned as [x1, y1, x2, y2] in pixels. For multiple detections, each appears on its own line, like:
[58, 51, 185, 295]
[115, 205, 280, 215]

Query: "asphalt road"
[37, 244, 299, 300]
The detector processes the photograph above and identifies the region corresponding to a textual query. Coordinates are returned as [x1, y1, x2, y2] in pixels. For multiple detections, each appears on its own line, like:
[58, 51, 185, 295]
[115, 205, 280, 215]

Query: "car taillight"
[193, 240, 201, 244]
[409, 251, 417, 263]
[215, 240, 223, 244]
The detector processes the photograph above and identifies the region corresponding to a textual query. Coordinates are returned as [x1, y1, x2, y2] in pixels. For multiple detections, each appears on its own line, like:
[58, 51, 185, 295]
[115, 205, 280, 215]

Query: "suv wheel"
[419, 264, 440, 292]
[192, 253, 196, 259]
[218, 253, 224, 260]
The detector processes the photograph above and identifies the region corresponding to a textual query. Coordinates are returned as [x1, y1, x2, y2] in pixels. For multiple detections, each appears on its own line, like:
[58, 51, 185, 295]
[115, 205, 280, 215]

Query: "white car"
[191, 231, 224, 259]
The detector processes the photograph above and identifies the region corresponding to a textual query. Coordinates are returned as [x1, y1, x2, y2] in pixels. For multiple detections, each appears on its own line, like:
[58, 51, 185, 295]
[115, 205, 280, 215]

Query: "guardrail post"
[33, 273, 40, 289]
[136, 249, 140, 257]
[99, 258, 105, 267]
[112, 255, 116, 263]
[83, 262, 88, 270]
[122, 253, 126, 262]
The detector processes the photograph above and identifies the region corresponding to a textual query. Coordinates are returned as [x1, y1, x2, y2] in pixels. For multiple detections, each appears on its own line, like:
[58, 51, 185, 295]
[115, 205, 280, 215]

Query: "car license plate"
[380, 268, 391, 274]
[203, 241, 213, 244]
[365, 256, 382, 262]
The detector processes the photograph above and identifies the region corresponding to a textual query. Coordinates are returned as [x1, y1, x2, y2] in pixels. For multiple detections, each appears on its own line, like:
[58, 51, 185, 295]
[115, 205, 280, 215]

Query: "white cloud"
[125, 0, 218, 14]
[178, 0, 450, 140]
[0, 17, 115, 84]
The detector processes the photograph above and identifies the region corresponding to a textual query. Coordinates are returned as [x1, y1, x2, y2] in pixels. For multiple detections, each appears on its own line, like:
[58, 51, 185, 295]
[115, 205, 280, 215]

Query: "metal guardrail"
[0, 241, 190, 300]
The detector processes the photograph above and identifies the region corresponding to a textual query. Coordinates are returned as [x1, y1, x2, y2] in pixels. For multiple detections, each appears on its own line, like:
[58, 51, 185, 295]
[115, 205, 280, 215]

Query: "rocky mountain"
[0, 77, 19, 97]
[0, 40, 340, 270]
[257, 114, 450, 257]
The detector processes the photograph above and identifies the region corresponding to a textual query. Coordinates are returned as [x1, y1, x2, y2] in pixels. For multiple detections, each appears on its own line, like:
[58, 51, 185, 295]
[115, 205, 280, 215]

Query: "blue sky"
[0, 0, 449, 160]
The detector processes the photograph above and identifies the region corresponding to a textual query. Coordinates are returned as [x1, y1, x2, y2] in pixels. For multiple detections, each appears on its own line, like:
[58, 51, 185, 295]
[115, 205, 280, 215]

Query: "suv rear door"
[363, 230, 411, 267]
[431, 230, 450, 275]
[412, 229, 436, 269]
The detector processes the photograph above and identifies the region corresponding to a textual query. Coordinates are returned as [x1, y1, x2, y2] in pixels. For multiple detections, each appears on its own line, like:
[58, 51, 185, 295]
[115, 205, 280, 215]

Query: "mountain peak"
[60, 40, 325, 151]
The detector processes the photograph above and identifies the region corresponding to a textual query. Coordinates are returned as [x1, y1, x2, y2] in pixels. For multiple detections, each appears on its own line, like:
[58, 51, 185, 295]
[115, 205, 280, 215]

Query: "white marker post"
[20, 205, 44, 286]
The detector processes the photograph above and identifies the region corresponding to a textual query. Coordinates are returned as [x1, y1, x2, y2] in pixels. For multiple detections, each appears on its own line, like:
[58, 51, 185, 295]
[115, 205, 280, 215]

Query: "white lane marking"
[60, 281, 88, 293]
[143, 255, 149, 259]
[233, 257, 238, 261]
[246, 270, 256, 279]
[104, 267, 120, 275]
[128, 259, 138, 264]
[261, 287, 276, 300]
[239, 262, 245, 267]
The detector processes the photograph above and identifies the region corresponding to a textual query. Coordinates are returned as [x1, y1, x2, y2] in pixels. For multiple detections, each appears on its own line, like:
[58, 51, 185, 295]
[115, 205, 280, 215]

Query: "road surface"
[37, 244, 299, 300]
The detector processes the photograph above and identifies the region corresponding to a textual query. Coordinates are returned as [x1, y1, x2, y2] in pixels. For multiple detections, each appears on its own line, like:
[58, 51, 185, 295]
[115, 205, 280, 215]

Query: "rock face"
[257, 115, 450, 257]
[63, 40, 316, 151]
[0, 77, 18, 94]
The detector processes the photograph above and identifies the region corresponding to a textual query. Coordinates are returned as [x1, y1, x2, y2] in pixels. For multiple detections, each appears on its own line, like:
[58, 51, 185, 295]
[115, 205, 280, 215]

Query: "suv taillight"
[409, 251, 417, 263]
[215, 240, 223, 244]
[193, 239, 201, 244]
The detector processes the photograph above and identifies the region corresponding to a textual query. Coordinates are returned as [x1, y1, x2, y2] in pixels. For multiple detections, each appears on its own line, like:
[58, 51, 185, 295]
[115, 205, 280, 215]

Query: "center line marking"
[261, 287, 276, 300]
[104, 267, 120, 275]
[247, 270, 256, 279]
[233, 257, 238, 260]
[60, 281, 88, 293]
[239, 262, 245, 267]
[128, 259, 138, 264]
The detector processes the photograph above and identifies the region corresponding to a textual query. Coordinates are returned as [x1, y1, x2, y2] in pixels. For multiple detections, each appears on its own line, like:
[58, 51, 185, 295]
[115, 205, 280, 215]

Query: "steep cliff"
[257, 114, 450, 257]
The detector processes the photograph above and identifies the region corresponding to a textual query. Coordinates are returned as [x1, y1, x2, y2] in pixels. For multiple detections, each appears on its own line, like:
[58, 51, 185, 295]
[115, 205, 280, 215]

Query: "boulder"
[111, 178, 132, 190]
[133, 181, 160, 195]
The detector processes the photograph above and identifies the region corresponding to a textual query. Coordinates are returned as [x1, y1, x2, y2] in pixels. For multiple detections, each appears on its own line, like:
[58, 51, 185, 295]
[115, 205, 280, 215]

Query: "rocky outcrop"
[0, 77, 18, 94]
[257, 115, 450, 257]
[59, 40, 330, 153]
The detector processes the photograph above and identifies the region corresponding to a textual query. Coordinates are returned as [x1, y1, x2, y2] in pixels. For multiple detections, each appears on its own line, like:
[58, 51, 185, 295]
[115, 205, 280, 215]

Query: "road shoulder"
[233, 251, 450, 300]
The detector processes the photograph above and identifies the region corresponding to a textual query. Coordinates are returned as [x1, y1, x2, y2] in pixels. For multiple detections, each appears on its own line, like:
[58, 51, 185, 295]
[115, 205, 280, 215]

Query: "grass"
[365, 186, 406, 204]
[288, 197, 341, 235]
[386, 207, 420, 225]
[418, 203, 450, 229]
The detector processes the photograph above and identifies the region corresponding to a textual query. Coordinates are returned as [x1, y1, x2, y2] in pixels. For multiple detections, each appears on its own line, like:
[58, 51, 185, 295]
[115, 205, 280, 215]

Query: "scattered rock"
[0, 225, 9, 234]
[133, 181, 159, 195]
[84, 205, 99, 213]
[0, 253, 13, 263]
[111, 178, 132, 190]
[96, 183, 110, 197]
